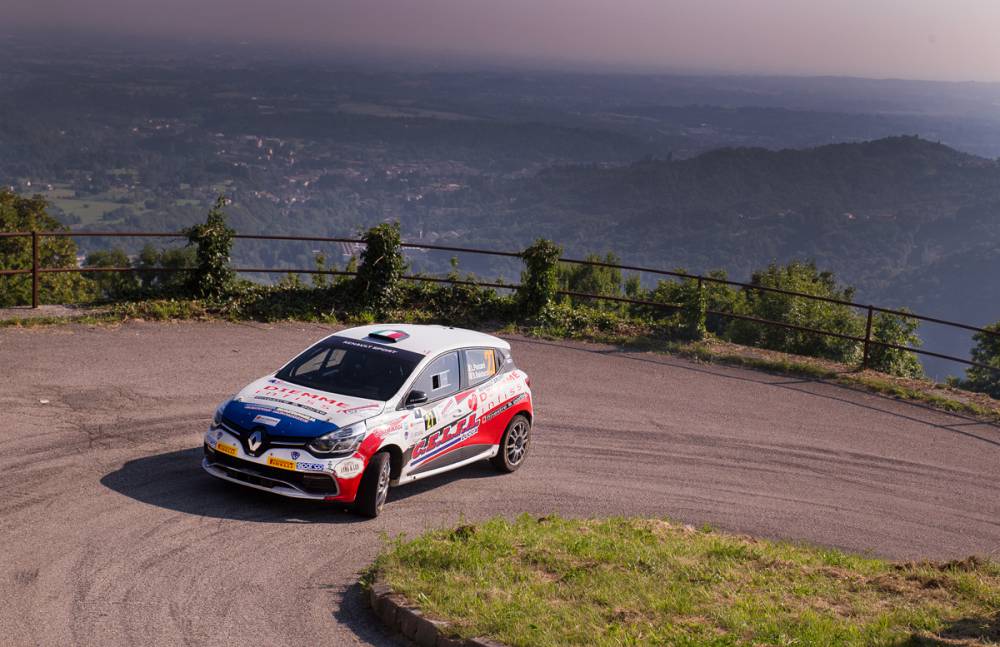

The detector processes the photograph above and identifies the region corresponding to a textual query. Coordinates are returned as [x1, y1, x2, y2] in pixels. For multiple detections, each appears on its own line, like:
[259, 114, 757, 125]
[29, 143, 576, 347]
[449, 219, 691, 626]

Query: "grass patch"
[372, 515, 1000, 647]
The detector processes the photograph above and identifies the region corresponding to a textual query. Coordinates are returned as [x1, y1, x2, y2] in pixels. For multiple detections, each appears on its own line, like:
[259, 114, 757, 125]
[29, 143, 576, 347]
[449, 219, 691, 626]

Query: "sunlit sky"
[8, 0, 1000, 82]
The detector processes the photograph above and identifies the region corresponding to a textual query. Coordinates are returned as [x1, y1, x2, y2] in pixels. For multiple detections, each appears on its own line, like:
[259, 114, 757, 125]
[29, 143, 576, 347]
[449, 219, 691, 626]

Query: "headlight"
[308, 422, 367, 456]
[212, 402, 227, 428]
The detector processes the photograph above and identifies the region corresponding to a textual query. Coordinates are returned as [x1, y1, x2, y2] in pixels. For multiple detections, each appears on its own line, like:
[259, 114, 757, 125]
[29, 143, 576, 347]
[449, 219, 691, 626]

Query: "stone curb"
[367, 574, 509, 647]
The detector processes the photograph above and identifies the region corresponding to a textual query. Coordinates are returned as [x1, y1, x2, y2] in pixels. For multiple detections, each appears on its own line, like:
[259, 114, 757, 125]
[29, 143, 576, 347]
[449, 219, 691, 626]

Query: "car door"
[401, 351, 463, 474]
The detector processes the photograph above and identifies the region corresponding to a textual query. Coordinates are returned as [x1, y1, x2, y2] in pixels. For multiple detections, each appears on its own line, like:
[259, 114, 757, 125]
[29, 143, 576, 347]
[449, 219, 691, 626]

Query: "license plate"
[267, 456, 297, 471]
[216, 441, 238, 457]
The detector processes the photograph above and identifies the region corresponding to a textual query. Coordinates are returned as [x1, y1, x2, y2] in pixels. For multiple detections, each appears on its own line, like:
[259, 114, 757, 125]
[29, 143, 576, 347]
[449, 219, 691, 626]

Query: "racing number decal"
[423, 410, 438, 430]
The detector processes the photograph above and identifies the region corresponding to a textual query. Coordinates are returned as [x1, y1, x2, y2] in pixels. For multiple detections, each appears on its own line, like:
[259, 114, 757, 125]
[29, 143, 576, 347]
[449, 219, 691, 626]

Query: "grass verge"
[370, 515, 1000, 647]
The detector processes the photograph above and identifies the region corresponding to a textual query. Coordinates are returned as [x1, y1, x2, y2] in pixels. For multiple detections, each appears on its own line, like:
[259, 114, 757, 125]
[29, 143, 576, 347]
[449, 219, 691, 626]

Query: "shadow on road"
[100, 446, 501, 523]
[330, 582, 403, 647]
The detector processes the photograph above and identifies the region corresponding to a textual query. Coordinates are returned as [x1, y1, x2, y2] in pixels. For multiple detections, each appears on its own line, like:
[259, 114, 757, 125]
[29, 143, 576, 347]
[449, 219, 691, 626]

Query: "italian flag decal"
[371, 329, 409, 342]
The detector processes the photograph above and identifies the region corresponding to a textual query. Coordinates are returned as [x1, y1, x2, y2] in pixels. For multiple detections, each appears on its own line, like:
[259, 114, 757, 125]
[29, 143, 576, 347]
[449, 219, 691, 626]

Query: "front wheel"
[491, 414, 531, 473]
[353, 452, 391, 518]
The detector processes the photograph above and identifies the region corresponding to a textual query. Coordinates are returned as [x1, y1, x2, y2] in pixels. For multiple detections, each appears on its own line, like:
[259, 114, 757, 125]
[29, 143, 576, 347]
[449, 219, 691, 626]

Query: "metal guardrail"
[2, 230, 999, 375]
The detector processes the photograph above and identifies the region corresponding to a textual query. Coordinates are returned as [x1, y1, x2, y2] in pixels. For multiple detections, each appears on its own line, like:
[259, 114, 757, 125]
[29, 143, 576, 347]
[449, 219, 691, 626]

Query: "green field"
[372, 515, 1000, 647]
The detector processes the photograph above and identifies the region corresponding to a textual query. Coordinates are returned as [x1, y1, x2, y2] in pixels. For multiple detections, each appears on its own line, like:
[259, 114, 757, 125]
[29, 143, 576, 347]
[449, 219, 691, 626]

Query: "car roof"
[327, 324, 510, 357]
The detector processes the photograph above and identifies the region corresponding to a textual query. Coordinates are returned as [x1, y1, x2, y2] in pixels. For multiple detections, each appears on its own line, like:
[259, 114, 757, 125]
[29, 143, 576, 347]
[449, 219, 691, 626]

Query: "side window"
[463, 348, 498, 386]
[410, 352, 460, 401]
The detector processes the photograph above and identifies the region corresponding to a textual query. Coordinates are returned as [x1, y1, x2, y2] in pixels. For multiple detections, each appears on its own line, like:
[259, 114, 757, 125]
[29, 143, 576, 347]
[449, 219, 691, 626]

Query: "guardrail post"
[862, 305, 874, 369]
[31, 230, 40, 308]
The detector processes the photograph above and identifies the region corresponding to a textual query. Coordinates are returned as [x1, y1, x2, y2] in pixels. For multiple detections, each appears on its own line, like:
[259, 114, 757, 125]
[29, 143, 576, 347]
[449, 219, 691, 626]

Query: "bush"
[866, 310, 924, 377]
[354, 222, 405, 316]
[679, 278, 707, 340]
[135, 244, 195, 295]
[727, 261, 864, 362]
[964, 322, 1000, 397]
[518, 238, 562, 317]
[183, 196, 235, 299]
[84, 248, 139, 300]
[558, 252, 623, 310]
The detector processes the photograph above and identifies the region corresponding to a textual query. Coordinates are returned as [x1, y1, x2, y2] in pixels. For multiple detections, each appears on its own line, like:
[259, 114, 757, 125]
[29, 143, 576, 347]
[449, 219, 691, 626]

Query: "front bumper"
[203, 427, 364, 502]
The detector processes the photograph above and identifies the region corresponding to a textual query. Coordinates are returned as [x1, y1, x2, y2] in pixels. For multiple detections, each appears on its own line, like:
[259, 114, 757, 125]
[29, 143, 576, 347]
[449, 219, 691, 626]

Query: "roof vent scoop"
[368, 330, 409, 343]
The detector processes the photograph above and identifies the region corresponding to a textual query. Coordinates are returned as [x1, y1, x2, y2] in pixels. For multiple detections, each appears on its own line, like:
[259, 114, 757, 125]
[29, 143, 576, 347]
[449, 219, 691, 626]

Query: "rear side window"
[463, 348, 498, 386]
[410, 352, 460, 401]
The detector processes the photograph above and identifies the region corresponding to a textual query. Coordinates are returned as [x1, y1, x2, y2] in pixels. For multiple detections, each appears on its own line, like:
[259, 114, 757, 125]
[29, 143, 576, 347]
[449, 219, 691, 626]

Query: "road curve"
[1, 321, 998, 646]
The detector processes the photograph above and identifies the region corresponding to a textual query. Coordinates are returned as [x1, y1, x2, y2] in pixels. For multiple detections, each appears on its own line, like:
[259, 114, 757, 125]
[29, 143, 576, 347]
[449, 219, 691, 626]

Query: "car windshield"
[275, 336, 423, 401]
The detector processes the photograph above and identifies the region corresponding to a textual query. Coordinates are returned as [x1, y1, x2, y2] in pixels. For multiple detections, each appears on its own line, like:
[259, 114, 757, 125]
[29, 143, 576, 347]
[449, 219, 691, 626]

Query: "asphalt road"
[2, 321, 999, 646]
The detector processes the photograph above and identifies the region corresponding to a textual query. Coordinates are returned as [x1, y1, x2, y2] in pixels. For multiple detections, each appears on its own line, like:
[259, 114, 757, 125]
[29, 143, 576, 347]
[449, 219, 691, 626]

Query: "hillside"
[436, 137, 998, 287]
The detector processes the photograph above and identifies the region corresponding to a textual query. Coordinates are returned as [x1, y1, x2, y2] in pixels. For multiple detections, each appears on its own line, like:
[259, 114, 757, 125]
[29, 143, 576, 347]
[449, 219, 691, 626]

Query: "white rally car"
[202, 324, 533, 517]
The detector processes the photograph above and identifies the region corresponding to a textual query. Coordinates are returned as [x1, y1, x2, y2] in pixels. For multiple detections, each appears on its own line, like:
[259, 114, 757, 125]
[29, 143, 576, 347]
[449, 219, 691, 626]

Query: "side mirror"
[405, 390, 428, 407]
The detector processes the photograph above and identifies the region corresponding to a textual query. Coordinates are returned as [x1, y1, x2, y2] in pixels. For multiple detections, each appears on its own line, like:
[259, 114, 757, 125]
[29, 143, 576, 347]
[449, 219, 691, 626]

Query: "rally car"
[202, 324, 533, 517]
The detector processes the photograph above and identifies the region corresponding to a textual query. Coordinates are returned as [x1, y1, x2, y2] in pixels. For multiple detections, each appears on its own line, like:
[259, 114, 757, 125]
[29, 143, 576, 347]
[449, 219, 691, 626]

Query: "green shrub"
[679, 278, 707, 340]
[727, 261, 864, 362]
[557, 252, 624, 310]
[183, 196, 235, 299]
[866, 310, 924, 377]
[964, 322, 1000, 397]
[134, 243, 195, 295]
[354, 222, 405, 316]
[518, 238, 562, 317]
[84, 248, 139, 301]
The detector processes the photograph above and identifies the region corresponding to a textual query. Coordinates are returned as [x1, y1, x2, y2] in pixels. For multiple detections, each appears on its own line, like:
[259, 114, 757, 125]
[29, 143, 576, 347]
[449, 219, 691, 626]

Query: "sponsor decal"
[266, 455, 297, 471]
[334, 458, 365, 478]
[253, 395, 328, 417]
[296, 461, 326, 472]
[480, 393, 527, 424]
[244, 404, 276, 413]
[258, 385, 349, 408]
[276, 407, 313, 422]
[411, 412, 480, 465]
[216, 441, 238, 457]
[291, 451, 301, 460]
[341, 339, 400, 355]
[341, 403, 380, 415]
[372, 415, 408, 437]
[215, 430, 223, 440]
[252, 414, 281, 427]
[251, 383, 378, 418]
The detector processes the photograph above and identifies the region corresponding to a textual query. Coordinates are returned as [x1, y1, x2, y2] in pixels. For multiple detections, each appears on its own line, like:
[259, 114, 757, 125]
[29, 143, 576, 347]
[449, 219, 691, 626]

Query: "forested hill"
[441, 136, 1000, 300]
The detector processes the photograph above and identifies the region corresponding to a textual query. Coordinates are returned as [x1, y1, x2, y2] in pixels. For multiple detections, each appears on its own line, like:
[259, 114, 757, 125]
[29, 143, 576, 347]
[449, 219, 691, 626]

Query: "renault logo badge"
[248, 429, 264, 453]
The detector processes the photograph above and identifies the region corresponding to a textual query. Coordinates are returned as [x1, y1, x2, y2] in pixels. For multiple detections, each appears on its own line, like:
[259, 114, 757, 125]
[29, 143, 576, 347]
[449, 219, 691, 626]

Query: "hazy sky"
[8, 0, 1000, 82]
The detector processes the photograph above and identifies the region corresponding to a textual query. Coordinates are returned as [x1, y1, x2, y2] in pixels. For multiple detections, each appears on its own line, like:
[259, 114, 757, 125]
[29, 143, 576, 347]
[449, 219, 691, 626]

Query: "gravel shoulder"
[1, 321, 998, 646]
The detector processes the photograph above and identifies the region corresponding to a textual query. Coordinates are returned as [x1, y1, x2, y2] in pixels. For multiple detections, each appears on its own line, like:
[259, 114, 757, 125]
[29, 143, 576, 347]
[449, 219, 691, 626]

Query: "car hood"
[224, 376, 385, 439]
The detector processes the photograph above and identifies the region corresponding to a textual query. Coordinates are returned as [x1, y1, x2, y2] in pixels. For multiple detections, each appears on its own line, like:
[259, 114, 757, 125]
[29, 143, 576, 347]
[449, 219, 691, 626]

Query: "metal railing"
[2, 230, 999, 375]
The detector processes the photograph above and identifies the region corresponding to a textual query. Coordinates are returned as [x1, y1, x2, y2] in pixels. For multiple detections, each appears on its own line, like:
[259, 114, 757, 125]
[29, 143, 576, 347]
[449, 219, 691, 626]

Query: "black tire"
[491, 414, 531, 473]
[353, 452, 391, 518]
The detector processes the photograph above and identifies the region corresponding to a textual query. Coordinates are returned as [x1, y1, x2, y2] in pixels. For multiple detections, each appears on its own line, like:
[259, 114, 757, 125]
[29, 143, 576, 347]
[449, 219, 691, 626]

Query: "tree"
[354, 222, 405, 316]
[0, 190, 94, 307]
[866, 310, 924, 377]
[518, 238, 562, 317]
[558, 252, 623, 308]
[184, 196, 235, 299]
[964, 323, 1000, 397]
[728, 261, 863, 362]
[84, 248, 139, 300]
[135, 243, 195, 293]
